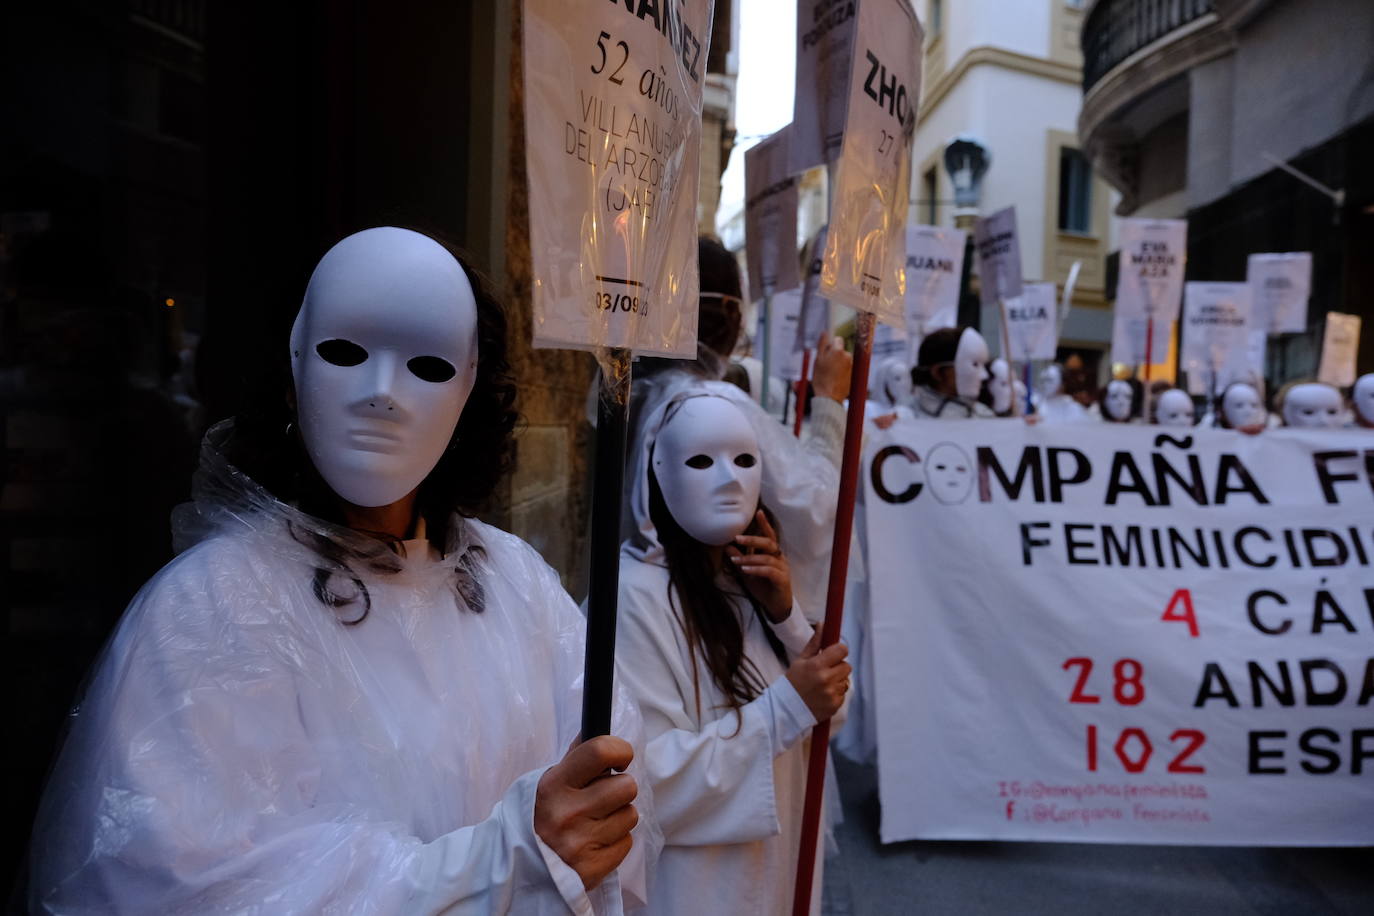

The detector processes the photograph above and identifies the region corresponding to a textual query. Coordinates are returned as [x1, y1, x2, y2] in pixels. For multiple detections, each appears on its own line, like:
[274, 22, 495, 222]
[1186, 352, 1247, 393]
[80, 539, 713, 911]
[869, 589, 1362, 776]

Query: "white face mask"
[877, 359, 911, 408]
[653, 396, 763, 546]
[1037, 365, 1064, 399]
[989, 359, 1012, 414]
[1156, 389, 1195, 427]
[1103, 380, 1134, 421]
[290, 227, 479, 508]
[1221, 383, 1265, 429]
[1354, 374, 1374, 426]
[1282, 383, 1343, 428]
[954, 329, 990, 400]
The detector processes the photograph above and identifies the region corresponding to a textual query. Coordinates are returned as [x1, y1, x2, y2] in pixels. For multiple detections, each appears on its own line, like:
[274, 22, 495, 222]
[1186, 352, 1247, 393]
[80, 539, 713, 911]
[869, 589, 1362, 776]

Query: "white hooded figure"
[911, 326, 996, 419]
[1353, 373, 1374, 428]
[988, 358, 1014, 416]
[1218, 382, 1267, 430]
[614, 392, 849, 916]
[1281, 382, 1344, 428]
[1155, 388, 1197, 427]
[29, 228, 656, 914]
[1033, 363, 1088, 424]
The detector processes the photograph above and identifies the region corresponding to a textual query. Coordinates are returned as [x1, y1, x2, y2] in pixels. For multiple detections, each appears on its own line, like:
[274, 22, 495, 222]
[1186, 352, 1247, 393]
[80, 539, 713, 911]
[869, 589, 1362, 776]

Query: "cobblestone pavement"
[821, 755, 1373, 916]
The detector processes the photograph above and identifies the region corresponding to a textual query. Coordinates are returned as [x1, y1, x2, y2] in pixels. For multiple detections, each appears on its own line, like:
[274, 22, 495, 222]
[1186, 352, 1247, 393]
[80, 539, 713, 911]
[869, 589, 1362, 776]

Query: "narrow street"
[823, 756, 1373, 915]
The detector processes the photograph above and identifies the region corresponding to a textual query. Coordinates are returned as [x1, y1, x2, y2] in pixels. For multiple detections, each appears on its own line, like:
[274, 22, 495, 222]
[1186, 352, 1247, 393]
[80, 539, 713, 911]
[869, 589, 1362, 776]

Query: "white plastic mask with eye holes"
[1282, 382, 1343, 429]
[1037, 364, 1064, 400]
[290, 227, 479, 508]
[1222, 383, 1265, 429]
[1103, 379, 1134, 421]
[1156, 389, 1195, 427]
[954, 328, 990, 399]
[876, 357, 912, 408]
[1355, 374, 1374, 427]
[989, 359, 1012, 414]
[652, 396, 763, 546]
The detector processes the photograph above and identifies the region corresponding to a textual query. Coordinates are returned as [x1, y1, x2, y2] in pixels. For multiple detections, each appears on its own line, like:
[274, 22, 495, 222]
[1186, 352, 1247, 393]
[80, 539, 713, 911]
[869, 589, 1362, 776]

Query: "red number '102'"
[1085, 725, 1207, 774]
[1062, 657, 1145, 705]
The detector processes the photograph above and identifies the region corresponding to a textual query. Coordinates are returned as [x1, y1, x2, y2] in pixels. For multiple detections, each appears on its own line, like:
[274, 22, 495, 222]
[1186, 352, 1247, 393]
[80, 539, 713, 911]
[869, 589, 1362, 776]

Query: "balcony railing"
[1082, 0, 1214, 93]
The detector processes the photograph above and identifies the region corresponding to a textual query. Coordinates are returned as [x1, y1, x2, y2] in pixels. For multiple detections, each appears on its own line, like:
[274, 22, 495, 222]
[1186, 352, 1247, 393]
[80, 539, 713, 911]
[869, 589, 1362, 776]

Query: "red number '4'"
[1162, 589, 1200, 637]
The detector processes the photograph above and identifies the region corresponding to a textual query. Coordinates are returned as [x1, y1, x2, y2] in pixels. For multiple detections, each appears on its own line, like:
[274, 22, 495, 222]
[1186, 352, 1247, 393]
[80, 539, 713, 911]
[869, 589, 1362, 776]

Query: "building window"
[1057, 147, 1092, 234]
[923, 167, 938, 226]
[930, 0, 943, 36]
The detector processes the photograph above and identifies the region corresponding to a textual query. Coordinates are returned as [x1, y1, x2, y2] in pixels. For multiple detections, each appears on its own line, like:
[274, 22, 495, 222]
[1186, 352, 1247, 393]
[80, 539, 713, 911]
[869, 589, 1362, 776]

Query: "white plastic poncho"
[610, 392, 839, 916]
[29, 423, 658, 914]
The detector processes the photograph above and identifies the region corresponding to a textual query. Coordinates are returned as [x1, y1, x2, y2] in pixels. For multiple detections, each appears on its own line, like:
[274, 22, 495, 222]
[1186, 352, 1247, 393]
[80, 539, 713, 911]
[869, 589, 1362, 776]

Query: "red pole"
[1143, 315, 1154, 423]
[790, 311, 874, 916]
[793, 348, 813, 438]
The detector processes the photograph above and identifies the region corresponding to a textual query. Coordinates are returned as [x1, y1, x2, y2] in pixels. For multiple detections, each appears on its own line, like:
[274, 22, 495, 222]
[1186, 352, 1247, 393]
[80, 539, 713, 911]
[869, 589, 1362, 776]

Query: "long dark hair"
[647, 457, 788, 725]
[912, 326, 964, 394]
[224, 230, 518, 621]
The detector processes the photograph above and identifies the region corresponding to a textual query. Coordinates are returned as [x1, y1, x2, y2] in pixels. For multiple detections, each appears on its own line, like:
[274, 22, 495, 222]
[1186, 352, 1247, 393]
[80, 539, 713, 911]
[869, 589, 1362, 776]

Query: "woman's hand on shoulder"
[727, 510, 793, 623]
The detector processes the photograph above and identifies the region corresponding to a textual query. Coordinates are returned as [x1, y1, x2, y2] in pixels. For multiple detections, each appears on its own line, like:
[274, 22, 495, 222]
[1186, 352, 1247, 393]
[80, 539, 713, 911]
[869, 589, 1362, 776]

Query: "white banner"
[791, 0, 857, 174]
[745, 126, 801, 299]
[765, 288, 806, 382]
[903, 224, 966, 339]
[1002, 282, 1057, 362]
[795, 225, 834, 358]
[974, 207, 1023, 308]
[524, 0, 712, 356]
[1317, 312, 1362, 388]
[1248, 252, 1312, 335]
[1116, 218, 1187, 330]
[819, 0, 923, 322]
[863, 419, 1374, 846]
[1182, 282, 1252, 392]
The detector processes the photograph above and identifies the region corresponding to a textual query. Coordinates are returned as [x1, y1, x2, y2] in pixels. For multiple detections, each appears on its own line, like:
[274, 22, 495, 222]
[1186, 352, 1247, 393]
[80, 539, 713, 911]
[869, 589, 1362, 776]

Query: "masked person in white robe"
[29, 227, 655, 914]
[1352, 374, 1374, 429]
[1216, 381, 1268, 433]
[911, 326, 995, 419]
[1096, 377, 1143, 424]
[1279, 381, 1345, 428]
[613, 392, 851, 916]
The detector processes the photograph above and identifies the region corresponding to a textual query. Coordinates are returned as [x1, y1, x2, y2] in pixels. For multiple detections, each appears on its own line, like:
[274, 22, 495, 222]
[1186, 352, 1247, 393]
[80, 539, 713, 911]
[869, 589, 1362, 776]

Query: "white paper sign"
[791, 0, 858, 173]
[863, 419, 1374, 846]
[819, 0, 923, 322]
[524, 0, 713, 357]
[974, 207, 1023, 307]
[1182, 282, 1252, 391]
[765, 288, 806, 381]
[1317, 312, 1362, 388]
[1248, 252, 1313, 335]
[903, 224, 966, 338]
[745, 126, 801, 299]
[1116, 218, 1187, 326]
[795, 224, 834, 358]
[1111, 311, 1173, 368]
[1002, 282, 1058, 362]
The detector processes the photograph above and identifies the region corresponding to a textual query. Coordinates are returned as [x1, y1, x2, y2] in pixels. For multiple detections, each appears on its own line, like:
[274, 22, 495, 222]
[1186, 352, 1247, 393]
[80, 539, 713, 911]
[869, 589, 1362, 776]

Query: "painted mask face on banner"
[290, 227, 479, 508]
[1222, 383, 1265, 429]
[954, 329, 991, 400]
[1103, 379, 1134, 421]
[877, 358, 912, 408]
[989, 359, 1012, 414]
[1156, 389, 1195, 427]
[1282, 383, 1343, 428]
[1353, 374, 1374, 427]
[924, 443, 974, 505]
[1036, 364, 1064, 400]
[653, 396, 763, 546]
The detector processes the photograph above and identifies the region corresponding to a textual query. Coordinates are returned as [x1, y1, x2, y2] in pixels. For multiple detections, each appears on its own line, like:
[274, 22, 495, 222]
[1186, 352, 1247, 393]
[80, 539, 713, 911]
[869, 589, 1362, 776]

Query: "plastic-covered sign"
[1115, 218, 1186, 324]
[1317, 311, 1362, 388]
[524, 0, 713, 357]
[1001, 282, 1057, 362]
[819, 0, 923, 322]
[766, 288, 806, 381]
[745, 126, 801, 299]
[791, 0, 857, 174]
[1182, 282, 1252, 393]
[1247, 252, 1312, 335]
[1110, 311, 1173, 368]
[903, 224, 965, 338]
[794, 224, 834, 358]
[974, 207, 1023, 308]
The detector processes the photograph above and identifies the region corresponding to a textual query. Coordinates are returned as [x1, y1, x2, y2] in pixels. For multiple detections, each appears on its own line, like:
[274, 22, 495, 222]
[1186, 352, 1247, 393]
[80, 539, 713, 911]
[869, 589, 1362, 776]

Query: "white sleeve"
[615, 583, 815, 848]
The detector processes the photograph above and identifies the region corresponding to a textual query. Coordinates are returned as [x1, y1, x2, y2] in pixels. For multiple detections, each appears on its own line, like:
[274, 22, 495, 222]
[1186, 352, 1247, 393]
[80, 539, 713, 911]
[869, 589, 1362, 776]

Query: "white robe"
[614, 556, 823, 916]
[29, 431, 655, 914]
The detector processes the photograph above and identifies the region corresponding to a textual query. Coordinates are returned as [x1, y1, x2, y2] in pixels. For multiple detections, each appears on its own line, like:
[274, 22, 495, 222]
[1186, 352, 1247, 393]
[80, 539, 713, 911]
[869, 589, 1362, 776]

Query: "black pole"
[581, 347, 632, 739]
